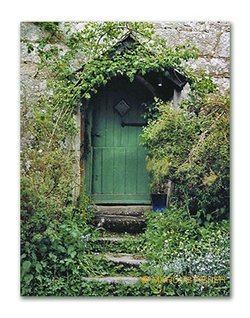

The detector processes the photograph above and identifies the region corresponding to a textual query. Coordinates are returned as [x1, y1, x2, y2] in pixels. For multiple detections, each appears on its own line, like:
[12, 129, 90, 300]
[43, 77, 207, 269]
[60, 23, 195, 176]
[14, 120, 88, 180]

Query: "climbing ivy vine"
[34, 21, 202, 107]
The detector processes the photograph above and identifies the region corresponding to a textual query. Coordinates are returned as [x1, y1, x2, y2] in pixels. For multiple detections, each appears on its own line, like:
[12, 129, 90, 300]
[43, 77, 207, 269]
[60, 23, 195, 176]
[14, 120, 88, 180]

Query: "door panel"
[113, 147, 126, 194]
[89, 80, 151, 204]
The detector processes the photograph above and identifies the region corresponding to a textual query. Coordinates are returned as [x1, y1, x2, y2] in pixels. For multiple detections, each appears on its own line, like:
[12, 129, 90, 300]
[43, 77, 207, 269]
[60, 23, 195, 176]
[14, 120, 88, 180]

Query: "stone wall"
[20, 23, 46, 103]
[155, 21, 230, 92]
[21, 21, 230, 97]
[20, 21, 230, 102]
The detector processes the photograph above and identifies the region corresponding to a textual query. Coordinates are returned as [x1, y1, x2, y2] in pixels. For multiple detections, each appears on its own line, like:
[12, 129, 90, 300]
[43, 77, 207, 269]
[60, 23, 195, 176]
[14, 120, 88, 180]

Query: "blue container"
[151, 194, 167, 212]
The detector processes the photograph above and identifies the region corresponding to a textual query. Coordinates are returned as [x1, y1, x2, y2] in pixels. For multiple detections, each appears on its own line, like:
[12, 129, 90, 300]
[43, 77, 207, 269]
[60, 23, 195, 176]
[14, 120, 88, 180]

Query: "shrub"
[20, 202, 100, 296]
[141, 94, 230, 221]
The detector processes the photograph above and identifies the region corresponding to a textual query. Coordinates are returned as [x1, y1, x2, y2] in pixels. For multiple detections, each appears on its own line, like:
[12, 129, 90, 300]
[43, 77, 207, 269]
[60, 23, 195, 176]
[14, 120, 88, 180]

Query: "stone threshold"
[95, 205, 151, 216]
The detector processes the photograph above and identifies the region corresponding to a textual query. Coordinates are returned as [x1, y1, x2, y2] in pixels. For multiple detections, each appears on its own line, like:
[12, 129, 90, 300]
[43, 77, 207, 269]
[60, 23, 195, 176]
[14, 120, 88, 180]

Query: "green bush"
[141, 94, 230, 221]
[20, 202, 99, 296]
[20, 96, 99, 295]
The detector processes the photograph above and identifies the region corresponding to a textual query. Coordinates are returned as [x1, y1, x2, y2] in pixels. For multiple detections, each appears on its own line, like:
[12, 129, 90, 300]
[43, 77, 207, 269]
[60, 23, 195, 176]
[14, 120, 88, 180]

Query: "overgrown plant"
[141, 93, 230, 221]
[141, 208, 230, 296]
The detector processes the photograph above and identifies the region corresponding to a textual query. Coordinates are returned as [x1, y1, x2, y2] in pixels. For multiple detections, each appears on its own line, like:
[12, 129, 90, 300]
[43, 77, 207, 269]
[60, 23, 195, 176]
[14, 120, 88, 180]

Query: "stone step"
[91, 234, 144, 254]
[82, 276, 140, 284]
[96, 236, 126, 242]
[93, 206, 151, 233]
[96, 205, 151, 217]
[95, 252, 146, 266]
[93, 215, 146, 233]
[95, 215, 145, 221]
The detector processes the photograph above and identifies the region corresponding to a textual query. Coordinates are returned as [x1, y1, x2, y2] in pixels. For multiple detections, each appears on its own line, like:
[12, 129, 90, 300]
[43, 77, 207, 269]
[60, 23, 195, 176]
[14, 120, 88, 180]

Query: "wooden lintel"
[134, 74, 156, 97]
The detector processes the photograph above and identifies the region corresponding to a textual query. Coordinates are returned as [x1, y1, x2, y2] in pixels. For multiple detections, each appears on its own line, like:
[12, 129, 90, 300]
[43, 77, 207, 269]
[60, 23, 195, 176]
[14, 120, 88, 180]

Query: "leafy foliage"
[141, 93, 230, 221]
[140, 208, 230, 296]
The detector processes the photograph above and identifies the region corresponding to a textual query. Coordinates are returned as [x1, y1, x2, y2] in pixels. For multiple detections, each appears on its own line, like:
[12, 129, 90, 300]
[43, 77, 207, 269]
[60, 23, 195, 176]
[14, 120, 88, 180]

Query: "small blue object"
[151, 194, 167, 212]
[152, 205, 166, 212]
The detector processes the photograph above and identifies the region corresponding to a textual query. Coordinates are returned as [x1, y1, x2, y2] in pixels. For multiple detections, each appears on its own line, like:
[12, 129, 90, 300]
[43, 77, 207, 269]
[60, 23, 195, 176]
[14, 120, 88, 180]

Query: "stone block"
[217, 32, 230, 58]
[213, 78, 230, 92]
[155, 28, 180, 47]
[20, 42, 40, 64]
[20, 22, 45, 42]
[189, 57, 230, 77]
[178, 31, 218, 56]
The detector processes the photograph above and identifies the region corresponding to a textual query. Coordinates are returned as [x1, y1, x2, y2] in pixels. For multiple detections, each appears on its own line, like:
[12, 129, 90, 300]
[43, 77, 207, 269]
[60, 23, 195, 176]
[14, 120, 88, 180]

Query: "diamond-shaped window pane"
[114, 99, 131, 117]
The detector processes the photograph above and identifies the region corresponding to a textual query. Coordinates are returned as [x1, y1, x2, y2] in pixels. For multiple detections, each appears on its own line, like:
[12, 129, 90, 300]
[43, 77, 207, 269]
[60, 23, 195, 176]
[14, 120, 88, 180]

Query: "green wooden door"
[87, 80, 151, 204]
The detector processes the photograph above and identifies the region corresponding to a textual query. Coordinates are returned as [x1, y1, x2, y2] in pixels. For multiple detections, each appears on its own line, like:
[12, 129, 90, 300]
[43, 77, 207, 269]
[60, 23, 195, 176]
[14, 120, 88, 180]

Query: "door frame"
[84, 103, 94, 196]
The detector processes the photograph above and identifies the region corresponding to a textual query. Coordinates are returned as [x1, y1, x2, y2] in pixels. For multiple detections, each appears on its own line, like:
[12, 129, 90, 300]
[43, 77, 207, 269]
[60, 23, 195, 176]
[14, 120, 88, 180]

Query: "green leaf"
[206, 214, 212, 221]
[24, 274, 33, 284]
[67, 245, 75, 254]
[22, 260, 31, 275]
[84, 93, 91, 100]
[70, 251, 77, 258]
[35, 262, 43, 273]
